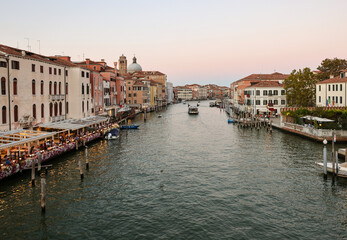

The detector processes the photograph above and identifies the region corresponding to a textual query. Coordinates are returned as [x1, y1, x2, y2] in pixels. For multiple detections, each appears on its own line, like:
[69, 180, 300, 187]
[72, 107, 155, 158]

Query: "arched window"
[87, 84, 89, 95]
[49, 81, 52, 95]
[13, 78, 17, 95]
[82, 84, 84, 94]
[41, 80, 44, 95]
[1, 77, 6, 95]
[65, 83, 68, 95]
[54, 102, 58, 116]
[33, 104, 36, 119]
[14, 105, 18, 122]
[59, 102, 62, 115]
[66, 102, 69, 114]
[32, 79, 36, 95]
[2, 106, 6, 124]
[82, 101, 84, 112]
[49, 103, 53, 117]
[59, 82, 61, 95]
[54, 82, 57, 95]
[41, 104, 44, 118]
[87, 101, 89, 111]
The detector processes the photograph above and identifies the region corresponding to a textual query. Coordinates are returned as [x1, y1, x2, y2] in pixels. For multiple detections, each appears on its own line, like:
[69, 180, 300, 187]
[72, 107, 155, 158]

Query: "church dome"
[127, 56, 142, 73]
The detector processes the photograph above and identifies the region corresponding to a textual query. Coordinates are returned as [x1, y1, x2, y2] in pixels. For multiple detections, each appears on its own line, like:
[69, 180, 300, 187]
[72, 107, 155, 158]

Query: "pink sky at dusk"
[2, 0, 347, 86]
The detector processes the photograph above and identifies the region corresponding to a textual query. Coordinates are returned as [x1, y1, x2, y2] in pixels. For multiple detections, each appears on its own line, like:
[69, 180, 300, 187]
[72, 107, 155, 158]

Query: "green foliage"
[283, 68, 317, 107]
[317, 58, 347, 80]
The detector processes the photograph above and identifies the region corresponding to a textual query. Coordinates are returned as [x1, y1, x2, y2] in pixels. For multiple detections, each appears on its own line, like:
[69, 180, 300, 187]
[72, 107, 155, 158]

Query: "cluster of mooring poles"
[322, 132, 340, 184]
[29, 145, 90, 214]
[236, 112, 272, 133]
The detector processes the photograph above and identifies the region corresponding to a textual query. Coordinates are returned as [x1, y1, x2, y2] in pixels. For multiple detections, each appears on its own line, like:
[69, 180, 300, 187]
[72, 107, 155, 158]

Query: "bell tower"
[118, 54, 127, 75]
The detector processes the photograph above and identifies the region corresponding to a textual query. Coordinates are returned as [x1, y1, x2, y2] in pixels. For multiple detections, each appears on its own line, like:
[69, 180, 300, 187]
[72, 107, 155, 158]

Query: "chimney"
[21, 50, 26, 56]
[330, 74, 334, 79]
[56, 56, 71, 62]
[86, 58, 90, 64]
[101, 59, 105, 62]
[114, 62, 118, 68]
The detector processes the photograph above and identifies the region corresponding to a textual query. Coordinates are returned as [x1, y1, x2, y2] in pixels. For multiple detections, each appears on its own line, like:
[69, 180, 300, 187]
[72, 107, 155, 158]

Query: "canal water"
[0, 101, 346, 239]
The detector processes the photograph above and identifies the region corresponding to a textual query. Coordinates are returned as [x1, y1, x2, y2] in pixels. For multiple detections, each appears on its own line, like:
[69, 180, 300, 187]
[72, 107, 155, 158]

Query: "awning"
[301, 115, 334, 122]
[268, 108, 276, 111]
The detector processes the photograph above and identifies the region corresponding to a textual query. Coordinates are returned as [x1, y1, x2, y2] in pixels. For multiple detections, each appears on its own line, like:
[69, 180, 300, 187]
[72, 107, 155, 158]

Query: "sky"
[2, 0, 347, 86]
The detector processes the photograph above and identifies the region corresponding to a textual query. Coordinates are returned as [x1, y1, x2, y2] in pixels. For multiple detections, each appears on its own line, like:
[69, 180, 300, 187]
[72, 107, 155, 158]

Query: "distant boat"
[158, 115, 162, 118]
[183, 101, 186, 104]
[228, 118, 237, 124]
[120, 125, 139, 129]
[188, 106, 199, 115]
[209, 102, 215, 107]
[105, 128, 120, 140]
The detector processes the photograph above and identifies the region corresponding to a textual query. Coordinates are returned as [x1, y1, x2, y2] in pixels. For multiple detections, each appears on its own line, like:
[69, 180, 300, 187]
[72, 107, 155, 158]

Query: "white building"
[244, 81, 286, 115]
[0, 44, 92, 132]
[316, 70, 347, 107]
[166, 82, 174, 104]
[176, 87, 193, 100]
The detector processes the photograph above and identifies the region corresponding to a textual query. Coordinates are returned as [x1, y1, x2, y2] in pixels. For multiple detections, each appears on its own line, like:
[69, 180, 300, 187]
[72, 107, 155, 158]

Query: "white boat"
[188, 106, 199, 115]
[315, 161, 347, 178]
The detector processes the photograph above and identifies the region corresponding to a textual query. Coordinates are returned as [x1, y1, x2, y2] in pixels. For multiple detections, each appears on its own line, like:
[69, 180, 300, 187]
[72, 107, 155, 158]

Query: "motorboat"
[188, 106, 199, 115]
[209, 102, 215, 107]
[228, 118, 238, 124]
[315, 161, 347, 178]
[183, 101, 186, 105]
[158, 115, 162, 118]
[120, 125, 140, 129]
[105, 128, 120, 140]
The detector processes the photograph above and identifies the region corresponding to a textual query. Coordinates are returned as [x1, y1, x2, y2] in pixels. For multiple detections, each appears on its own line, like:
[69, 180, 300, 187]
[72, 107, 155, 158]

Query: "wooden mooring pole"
[323, 139, 327, 179]
[79, 158, 84, 180]
[332, 132, 336, 183]
[31, 160, 35, 186]
[41, 175, 46, 213]
[85, 146, 89, 170]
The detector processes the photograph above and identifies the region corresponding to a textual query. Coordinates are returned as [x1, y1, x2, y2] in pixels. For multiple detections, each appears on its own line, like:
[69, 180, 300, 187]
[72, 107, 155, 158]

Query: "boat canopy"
[300, 115, 334, 122]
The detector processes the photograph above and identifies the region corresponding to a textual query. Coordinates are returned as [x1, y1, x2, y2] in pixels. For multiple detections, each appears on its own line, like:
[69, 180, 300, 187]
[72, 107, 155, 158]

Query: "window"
[269, 100, 273, 104]
[256, 90, 260, 96]
[59, 102, 62, 115]
[274, 100, 278, 105]
[341, 84, 343, 91]
[319, 85, 321, 91]
[40, 66, 44, 73]
[81, 71, 85, 77]
[128, 100, 131, 104]
[263, 90, 267, 96]
[49, 103, 53, 117]
[2, 106, 6, 124]
[134, 93, 137, 97]
[11, 60, 19, 69]
[59, 82, 61, 95]
[281, 100, 286, 105]
[129, 87, 131, 91]
[340, 96, 343, 104]
[14, 105, 18, 122]
[54, 82, 57, 95]
[269, 90, 272, 96]
[336, 84, 338, 91]
[82, 84, 84, 94]
[54, 68, 57, 75]
[0, 61, 7, 68]
[58, 69, 61, 75]
[32, 79, 36, 95]
[263, 100, 267, 105]
[87, 84, 89, 94]
[273, 90, 278, 95]
[32, 64, 35, 72]
[82, 101, 84, 112]
[66, 83, 68, 95]
[328, 85, 331, 91]
[13, 78, 17, 95]
[54, 102, 58, 116]
[333, 85, 335, 91]
[256, 100, 260, 105]
[33, 104, 36, 119]
[87, 101, 89, 111]
[134, 100, 137, 104]
[86, 72, 89, 78]
[66, 102, 69, 114]
[336, 96, 338, 103]
[1, 77, 6, 95]
[333, 96, 335, 102]
[65, 70, 68, 76]
[49, 67, 52, 74]
[41, 80, 44, 95]
[41, 104, 44, 118]
[281, 90, 286, 95]
[319, 96, 321, 103]
[93, 66, 96, 70]
[128, 93, 131, 97]
[49, 81, 52, 95]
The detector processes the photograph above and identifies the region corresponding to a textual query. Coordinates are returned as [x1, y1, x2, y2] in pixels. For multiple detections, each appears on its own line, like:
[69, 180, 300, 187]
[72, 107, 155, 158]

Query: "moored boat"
[228, 118, 238, 123]
[105, 128, 120, 140]
[120, 125, 140, 129]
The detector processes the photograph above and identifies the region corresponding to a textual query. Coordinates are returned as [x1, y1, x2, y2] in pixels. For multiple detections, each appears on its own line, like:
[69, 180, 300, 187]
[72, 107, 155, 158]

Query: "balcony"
[49, 95, 65, 101]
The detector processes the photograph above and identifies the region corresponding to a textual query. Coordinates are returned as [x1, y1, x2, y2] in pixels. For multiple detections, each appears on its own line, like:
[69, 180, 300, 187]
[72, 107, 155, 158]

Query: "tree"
[284, 67, 317, 107]
[317, 58, 347, 80]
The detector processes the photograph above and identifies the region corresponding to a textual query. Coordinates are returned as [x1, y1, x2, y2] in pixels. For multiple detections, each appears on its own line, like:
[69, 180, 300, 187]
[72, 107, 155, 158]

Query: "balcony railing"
[49, 95, 65, 101]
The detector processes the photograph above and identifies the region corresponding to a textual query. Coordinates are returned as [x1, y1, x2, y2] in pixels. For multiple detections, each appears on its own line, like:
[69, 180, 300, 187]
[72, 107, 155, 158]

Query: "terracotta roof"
[246, 81, 283, 88]
[239, 72, 289, 81]
[317, 77, 347, 84]
[341, 69, 347, 72]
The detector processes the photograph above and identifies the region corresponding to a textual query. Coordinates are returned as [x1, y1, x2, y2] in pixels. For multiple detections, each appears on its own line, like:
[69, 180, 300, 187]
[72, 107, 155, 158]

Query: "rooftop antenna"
[24, 37, 31, 51]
